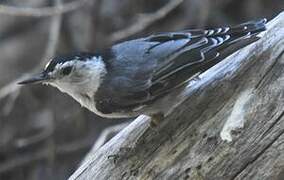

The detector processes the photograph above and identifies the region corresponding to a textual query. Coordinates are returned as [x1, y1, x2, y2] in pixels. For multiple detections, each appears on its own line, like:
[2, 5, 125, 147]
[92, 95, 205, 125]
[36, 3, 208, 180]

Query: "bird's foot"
[150, 112, 164, 128]
[149, 113, 174, 141]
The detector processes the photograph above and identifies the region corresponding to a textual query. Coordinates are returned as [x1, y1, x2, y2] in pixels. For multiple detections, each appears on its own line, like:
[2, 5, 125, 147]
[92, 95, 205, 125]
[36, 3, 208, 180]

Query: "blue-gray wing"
[95, 19, 266, 114]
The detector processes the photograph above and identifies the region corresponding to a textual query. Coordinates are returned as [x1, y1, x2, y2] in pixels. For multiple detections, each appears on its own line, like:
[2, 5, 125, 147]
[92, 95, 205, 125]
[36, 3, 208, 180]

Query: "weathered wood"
[70, 12, 284, 180]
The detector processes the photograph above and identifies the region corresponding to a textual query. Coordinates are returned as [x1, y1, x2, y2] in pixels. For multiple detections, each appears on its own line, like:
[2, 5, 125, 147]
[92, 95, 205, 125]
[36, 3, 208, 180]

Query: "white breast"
[49, 57, 142, 118]
[49, 57, 109, 115]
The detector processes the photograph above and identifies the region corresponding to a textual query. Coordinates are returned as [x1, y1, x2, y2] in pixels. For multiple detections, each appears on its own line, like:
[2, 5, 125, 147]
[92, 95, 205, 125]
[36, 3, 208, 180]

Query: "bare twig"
[39, 0, 63, 66]
[0, 140, 93, 174]
[0, 0, 92, 17]
[0, 0, 63, 110]
[0, 79, 23, 104]
[0, 1, 67, 174]
[109, 0, 184, 42]
[0, 135, 95, 174]
[0, 122, 131, 174]
[0, 148, 50, 174]
[14, 110, 55, 148]
[2, 88, 20, 115]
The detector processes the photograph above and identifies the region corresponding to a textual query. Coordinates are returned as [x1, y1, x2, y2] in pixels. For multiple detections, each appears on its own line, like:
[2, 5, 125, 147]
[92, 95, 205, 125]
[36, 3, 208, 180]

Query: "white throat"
[50, 56, 107, 113]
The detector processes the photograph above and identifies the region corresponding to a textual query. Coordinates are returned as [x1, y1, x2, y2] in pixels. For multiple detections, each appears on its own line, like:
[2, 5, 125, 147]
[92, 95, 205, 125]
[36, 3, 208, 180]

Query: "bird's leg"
[150, 112, 164, 128]
[150, 113, 174, 141]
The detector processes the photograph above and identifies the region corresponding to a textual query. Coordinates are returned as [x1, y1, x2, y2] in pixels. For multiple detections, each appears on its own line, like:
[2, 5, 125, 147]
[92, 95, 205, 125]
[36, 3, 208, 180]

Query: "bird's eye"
[61, 66, 73, 75]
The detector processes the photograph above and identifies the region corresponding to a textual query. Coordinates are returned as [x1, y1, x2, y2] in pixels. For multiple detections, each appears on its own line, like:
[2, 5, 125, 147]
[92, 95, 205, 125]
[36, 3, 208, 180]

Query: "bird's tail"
[148, 19, 267, 98]
[226, 18, 267, 36]
[213, 18, 267, 58]
[196, 18, 267, 73]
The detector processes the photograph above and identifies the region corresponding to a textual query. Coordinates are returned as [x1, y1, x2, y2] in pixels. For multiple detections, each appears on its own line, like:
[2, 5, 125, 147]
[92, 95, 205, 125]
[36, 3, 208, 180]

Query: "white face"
[45, 56, 107, 104]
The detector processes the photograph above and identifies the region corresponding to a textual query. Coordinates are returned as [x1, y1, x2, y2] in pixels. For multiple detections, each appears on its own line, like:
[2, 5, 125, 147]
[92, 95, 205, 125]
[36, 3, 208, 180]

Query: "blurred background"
[0, 0, 283, 179]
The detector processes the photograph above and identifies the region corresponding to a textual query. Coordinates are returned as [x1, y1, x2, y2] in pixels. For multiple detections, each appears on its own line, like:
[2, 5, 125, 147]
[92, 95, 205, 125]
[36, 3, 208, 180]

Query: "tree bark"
[69, 12, 284, 180]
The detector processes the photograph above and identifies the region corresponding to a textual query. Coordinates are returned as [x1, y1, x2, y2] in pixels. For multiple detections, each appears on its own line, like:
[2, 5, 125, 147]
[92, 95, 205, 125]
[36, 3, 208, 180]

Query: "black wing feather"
[148, 19, 266, 97]
[95, 19, 266, 114]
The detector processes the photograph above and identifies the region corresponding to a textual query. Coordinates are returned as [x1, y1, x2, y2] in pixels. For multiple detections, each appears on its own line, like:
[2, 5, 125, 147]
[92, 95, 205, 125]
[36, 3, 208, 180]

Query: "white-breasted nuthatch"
[18, 19, 266, 126]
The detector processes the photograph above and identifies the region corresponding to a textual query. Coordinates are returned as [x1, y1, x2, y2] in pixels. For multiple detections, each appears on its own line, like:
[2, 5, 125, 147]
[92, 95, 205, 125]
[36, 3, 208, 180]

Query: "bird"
[18, 19, 267, 127]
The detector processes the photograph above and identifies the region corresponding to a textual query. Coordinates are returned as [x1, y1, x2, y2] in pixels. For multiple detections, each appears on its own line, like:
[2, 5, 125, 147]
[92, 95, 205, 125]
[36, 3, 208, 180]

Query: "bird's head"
[18, 53, 107, 100]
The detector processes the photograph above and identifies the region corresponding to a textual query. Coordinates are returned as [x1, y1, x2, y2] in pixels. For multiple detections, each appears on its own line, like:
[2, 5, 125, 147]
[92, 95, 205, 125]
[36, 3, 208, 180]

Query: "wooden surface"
[69, 12, 284, 180]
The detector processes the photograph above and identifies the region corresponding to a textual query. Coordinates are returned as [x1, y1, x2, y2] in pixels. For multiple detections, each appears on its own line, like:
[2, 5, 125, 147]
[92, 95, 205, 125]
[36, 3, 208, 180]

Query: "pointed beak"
[18, 72, 51, 85]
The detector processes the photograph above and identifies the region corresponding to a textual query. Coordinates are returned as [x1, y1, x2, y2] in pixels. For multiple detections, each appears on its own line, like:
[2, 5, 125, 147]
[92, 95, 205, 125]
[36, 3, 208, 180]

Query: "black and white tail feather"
[147, 19, 267, 96]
